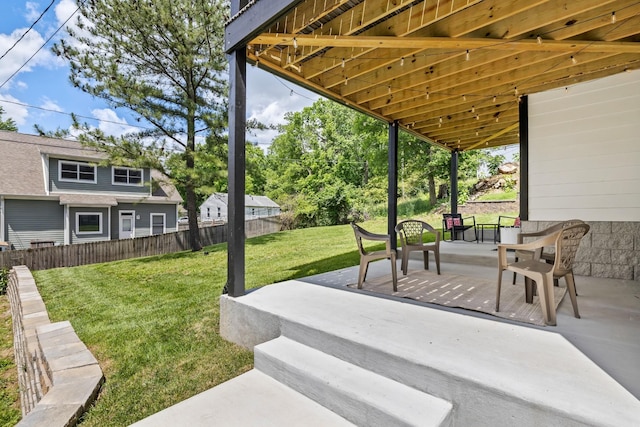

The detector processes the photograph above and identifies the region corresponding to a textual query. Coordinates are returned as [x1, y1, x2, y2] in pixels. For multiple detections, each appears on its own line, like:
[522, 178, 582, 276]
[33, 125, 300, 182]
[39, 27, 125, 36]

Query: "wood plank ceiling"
[235, 0, 640, 152]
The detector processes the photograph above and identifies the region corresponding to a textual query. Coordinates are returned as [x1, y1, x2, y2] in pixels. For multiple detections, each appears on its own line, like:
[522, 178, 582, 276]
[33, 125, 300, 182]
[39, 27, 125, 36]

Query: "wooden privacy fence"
[0, 217, 281, 271]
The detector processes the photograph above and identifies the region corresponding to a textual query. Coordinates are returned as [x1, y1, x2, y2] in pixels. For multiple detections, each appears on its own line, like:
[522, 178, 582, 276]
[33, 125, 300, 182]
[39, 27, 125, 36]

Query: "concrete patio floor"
[299, 240, 640, 400]
[134, 239, 639, 426]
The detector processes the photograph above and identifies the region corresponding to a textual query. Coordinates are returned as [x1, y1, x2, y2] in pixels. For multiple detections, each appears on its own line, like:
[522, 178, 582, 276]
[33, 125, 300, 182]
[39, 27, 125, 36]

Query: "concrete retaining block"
[7, 265, 104, 427]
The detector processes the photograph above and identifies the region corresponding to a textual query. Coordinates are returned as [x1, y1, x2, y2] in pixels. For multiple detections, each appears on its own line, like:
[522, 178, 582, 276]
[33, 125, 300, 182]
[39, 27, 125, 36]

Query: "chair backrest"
[442, 213, 463, 231]
[543, 219, 584, 235]
[552, 223, 591, 276]
[396, 220, 438, 245]
[351, 223, 367, 256]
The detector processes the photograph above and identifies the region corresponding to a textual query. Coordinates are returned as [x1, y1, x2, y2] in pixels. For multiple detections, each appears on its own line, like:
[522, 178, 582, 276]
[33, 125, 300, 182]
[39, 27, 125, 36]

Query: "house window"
[76, 212, 102, 234]
[112, 167, 143, 186]
[60, 161, 96, 183]
[151, 214, 165, 235]
[207, 207, 211, 218]
[217, 207, 221, 218]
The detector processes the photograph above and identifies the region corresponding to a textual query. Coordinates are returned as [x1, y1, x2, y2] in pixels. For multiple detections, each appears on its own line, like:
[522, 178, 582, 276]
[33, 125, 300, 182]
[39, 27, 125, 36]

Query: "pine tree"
[54, 0, 230, 251]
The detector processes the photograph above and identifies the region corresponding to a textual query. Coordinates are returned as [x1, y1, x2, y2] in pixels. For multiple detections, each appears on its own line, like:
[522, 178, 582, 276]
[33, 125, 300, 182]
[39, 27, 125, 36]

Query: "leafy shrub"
[0, 268, 8, 295]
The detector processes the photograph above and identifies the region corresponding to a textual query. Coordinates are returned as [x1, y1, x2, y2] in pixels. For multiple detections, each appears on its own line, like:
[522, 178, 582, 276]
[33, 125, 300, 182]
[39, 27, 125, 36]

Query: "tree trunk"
[185, 182, 202, 251]
[428, 173, 437, 206]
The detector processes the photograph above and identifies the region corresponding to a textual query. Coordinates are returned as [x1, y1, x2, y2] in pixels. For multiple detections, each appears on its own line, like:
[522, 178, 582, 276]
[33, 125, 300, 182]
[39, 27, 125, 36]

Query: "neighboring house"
[0, 131, 183, 250]
[200, 193, 280, 223]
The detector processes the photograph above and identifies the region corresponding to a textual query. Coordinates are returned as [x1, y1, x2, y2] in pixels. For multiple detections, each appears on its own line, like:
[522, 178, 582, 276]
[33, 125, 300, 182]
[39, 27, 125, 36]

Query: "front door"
[119, 211, 135, 239]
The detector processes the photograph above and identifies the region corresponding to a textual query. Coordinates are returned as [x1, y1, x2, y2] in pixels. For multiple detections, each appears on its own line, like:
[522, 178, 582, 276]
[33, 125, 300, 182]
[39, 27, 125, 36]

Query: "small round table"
[476, 223, 499, 243]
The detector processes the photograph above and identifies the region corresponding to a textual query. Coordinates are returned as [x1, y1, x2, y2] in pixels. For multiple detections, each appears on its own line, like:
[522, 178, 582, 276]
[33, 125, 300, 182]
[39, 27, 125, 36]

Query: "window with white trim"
[112, 167, 143, 186]
[151, 214, 165, 235]
[59, 161, 96, 183]
[76, 212, 102, 234]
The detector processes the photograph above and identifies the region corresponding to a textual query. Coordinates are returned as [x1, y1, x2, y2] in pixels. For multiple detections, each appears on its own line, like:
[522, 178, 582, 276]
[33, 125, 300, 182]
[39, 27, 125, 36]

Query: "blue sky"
[0, 0, 319, 149]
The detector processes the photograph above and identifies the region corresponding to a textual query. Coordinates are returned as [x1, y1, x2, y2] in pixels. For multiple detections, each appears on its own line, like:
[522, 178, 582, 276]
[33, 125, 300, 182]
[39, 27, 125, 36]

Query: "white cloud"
[0, 95, 29, 125]
[91, 108, 138, 137]
[0, 29, 52, 88]
[25, 2, 41, 22]
[55, 0, 92, 49]
[246, 67, 319, 148]
[40, 97, 63, 113]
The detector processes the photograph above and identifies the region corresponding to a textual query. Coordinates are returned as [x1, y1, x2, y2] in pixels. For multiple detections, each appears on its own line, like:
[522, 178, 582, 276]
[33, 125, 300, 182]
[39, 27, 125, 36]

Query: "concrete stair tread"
[221, 281, 640, 426]
[130, 369, 355, 427]
[255, 336, 453, 427]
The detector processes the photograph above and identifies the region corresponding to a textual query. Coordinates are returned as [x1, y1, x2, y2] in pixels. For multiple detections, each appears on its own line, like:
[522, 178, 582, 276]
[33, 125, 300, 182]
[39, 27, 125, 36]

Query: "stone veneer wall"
[520, 221, 640, 281]
[7, 265, 104, 427]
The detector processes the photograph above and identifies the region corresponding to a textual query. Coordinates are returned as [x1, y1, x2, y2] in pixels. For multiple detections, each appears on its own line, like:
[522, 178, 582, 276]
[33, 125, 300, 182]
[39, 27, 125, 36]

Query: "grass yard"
[31, 224, 366, 426]
[0, 297, 21, 427]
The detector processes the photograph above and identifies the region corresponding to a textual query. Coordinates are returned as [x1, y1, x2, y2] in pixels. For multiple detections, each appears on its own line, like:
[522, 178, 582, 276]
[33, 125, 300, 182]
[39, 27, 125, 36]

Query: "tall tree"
[54, 0, 229, 250]
[0, 107, 18, 131]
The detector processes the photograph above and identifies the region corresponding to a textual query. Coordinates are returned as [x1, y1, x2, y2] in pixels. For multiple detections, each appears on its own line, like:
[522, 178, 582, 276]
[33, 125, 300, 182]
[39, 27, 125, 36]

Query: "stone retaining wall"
[7, 265, 104, 426]
[521, 221, 640, 281]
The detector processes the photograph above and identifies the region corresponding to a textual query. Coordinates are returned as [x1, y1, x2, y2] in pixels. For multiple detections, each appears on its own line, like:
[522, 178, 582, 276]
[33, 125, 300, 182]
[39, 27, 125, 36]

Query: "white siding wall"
[528, 70, 640, 222]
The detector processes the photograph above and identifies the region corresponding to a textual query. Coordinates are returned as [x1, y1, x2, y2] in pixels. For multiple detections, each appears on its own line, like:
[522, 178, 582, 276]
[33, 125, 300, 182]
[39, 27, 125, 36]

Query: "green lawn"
[4, 214, 517, 425]
[30, 224, 366, 426]
[0, 297, 21, 427]
[475, 189, 518, 201]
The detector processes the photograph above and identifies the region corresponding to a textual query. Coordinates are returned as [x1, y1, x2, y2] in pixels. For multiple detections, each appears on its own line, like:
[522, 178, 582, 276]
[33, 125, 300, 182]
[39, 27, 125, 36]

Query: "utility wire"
[0, 0, 56, 62]
[0, 3, 80, 90]
[0, 98, 156, 131]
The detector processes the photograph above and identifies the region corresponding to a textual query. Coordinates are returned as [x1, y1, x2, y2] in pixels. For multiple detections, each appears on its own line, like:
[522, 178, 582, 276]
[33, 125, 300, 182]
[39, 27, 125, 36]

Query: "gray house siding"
[111, 203, 177, 239]
[70, 207, 110, 244]
[49, 158, 151, 196]
[4, 200, 64, 250]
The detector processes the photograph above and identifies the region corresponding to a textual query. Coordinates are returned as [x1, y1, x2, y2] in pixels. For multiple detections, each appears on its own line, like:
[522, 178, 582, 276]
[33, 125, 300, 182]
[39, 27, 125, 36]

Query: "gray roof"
[0, 131, 182, 204]
[200, 192, 279, 209]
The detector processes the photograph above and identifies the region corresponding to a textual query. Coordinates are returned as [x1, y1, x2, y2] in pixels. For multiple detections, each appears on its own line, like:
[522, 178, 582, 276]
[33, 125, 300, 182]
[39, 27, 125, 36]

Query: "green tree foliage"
[53, 0, 229, 251]
[266, 100, 364, 228]
[266, 99, 468, 226]
[0, 107, 18, 131]
[265, 98, 511, 226]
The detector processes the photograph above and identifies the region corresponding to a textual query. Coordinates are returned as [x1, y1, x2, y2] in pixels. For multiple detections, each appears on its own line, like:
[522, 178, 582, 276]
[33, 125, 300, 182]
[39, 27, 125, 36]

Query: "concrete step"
[254, 336, 453, 427]
[221, 281, 640, 426]
[130, 369, 355, 426]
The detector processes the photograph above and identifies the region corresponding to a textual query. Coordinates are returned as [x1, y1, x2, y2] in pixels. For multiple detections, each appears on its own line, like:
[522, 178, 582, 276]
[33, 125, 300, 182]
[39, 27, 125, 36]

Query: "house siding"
[49, 158, 151, 196]
[111, 203, 177, 239]
[4, 200, 64, 250]
[70, 207, 110, 244]
[528, 71, 640, 222]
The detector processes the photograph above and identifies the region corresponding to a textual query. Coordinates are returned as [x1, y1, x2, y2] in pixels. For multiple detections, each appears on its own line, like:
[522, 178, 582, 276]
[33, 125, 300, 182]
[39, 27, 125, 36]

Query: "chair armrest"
[516, 229, 552, 243]
[462, 215, 476, 226]
[358, 229, 391, 242]
[498, 215, 518, 228]
[497, 231, 561, 268]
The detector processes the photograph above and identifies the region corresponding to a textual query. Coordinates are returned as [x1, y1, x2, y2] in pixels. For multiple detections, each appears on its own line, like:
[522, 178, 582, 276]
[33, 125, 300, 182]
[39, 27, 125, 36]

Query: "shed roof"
[201, 192, 280, 209]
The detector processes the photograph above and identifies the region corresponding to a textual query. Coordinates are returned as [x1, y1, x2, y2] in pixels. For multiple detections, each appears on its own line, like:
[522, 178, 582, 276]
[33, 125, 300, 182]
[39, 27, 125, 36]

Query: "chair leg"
[434, 249, 441, 275]
[496, 270, 503, 311]
[423, 251, 429, 271]
[524, 277, 535, 303]
[390, 253, 398, 292]
[358, 260, 369, 289]
[537, 273, 556, 326]
[564, 273, 581, 318]
[401, 250, 409, 275]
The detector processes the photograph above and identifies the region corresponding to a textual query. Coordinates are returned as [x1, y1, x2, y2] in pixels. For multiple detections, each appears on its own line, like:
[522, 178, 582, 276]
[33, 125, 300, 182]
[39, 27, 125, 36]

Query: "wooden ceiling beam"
[380, 52, 623, 117]
[280, 0, 481, 80]
[251, 34, 640, 53]
[465, 123, 520, 151]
